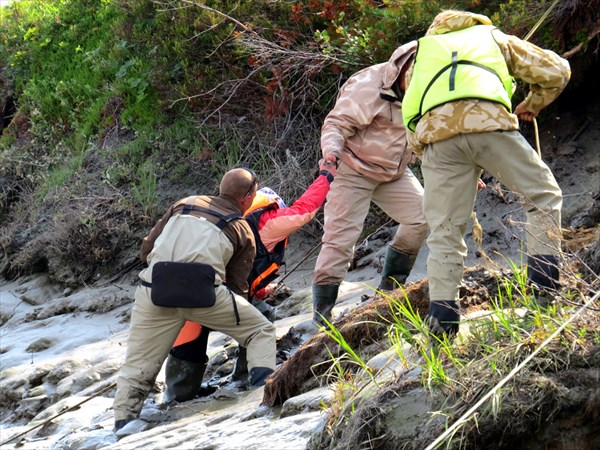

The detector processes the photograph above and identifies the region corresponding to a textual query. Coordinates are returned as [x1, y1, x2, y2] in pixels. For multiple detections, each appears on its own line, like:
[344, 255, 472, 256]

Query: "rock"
[556, 143, 578, 156]
[27, 365, 51, 386]
[46, 359, 87, 384]
[56, 369, 100, 398]
[30, 397, 80, 423]
[17, 275, 64, 306]
[280, 387, 333, 418]
[362, 344, 416, 381]
[570, 191, 600, 229]
[212, 387, 240, 400]
[253, 300, 275, 321]
[275, 288, 312, 318]
[27, 385, 47, 398]
[1, 368, 27, 386]
[240, 404, 271, 421]
[207, 349, 233, 378]
[383, 388, 443, 441]
[58, 429, 118, 449]
[140, 405, 165, 423]
[0, 309, 13, 326]
[25, 337, 55, 353]
[14, 395, 50, 421]
[584, 161, 599, 173]
[115, 419, 150, 438]
[289, 318, 321, 342]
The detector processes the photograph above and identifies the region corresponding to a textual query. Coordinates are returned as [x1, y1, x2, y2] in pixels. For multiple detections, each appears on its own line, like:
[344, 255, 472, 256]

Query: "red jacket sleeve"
[257, 174, 331, 252]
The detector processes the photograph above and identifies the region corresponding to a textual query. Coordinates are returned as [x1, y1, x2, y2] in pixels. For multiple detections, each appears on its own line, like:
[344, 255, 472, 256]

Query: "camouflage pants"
[422, 130, 562, 301]
[313, 163, 428, 285]
[113, 284, 275, 421]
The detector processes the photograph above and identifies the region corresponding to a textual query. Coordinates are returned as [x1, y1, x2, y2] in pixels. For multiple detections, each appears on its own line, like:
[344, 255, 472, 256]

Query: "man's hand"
[252, 283, 277, 302]
[477, 178, 486, 191]
[324, 153, 339, 168]
[514, 101, 538, 122]
[319, 158, 337, 177]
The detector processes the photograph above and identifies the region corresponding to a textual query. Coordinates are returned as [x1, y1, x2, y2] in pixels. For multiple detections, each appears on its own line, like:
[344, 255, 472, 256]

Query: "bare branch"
[562, 26, 600, 59]
[157, 0, 354, 117]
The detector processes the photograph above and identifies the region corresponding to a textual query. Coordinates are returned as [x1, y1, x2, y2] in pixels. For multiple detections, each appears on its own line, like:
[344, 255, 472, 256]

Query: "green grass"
[37, 147, 88, 201]
[131, 160, 158, 220]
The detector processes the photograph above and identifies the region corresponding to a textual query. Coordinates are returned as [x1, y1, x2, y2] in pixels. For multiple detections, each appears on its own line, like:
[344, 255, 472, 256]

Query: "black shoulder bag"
[148, 201, 241, 308]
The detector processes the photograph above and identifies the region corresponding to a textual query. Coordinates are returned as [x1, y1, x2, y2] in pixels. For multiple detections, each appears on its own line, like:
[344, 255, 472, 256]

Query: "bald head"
[220, 168, 257, 201]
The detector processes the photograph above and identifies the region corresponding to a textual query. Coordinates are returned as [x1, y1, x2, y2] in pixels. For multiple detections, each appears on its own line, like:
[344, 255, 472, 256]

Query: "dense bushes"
[1, 0, 587, 154]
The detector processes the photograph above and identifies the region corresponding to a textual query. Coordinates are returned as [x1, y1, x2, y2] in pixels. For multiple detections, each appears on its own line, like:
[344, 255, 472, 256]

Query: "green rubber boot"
[163, 354, 208, 403]
[248, 367, 274, 387]
[378, 247, 417, 291]
[312, 284, 340, 326]
[527, 255, 560, 290]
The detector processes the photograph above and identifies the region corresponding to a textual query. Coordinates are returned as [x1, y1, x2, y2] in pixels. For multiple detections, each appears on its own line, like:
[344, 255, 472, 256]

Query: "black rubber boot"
[312, 284, 340, 326]
[527, 255, 560, 290]
[248, 367, 274, 387]
[163, 354, 208, 403]
[114, 418, 135, 432]
[378, 247, 417, 291]
[426, 300, 460, 338]
[231, 346, 248, 381]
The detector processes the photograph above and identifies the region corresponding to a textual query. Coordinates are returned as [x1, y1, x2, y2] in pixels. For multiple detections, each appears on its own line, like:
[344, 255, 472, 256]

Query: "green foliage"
[0, 133, 15, 149]
[106, 119, 196, 183]
[0, 0, 160, 148]
[308, 0, 492, 67]
[320, 317, 372, 375]
[114, 0, 296, 116]
[317, 317, 377, 432]
[386, 289, 454, 389]
[491, 0, 553, 46]
[0, 0, 588, 287]
[0, 0, 570, 161]
[373, 265, 598, 448]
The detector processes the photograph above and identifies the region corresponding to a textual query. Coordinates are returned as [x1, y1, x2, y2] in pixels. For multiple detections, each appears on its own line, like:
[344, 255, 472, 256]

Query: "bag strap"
[229, 291, 241, 325]
[180, 198, 242, 230]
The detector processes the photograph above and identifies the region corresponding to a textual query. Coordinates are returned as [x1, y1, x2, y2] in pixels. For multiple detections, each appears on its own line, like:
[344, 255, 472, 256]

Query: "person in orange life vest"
[163, 159, 337, 402]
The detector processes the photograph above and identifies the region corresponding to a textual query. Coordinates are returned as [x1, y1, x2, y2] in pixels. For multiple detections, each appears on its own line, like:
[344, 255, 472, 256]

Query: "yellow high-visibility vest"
[403, 25, 515, 132]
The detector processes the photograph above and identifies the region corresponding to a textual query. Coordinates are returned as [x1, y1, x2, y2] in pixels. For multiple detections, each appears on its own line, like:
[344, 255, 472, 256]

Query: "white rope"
[425, 289, 599, 450]
[523, 0, 561, 42]
[524, 0, 561, 158]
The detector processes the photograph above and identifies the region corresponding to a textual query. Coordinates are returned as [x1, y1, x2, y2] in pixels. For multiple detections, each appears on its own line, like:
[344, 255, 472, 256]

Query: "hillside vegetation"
[1, 0, 598, 286]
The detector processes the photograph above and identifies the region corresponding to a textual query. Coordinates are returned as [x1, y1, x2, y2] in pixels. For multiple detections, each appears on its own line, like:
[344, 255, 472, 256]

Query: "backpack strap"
[180, 197, 242, 230]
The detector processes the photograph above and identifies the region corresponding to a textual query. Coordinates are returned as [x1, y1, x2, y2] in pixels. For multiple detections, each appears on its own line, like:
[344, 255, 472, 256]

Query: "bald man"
[113, 168, 276, 431]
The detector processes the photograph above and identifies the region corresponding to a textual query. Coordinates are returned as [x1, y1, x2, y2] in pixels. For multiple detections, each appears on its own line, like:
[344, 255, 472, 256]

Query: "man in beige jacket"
[313, 41, 429, 325]
[403, 10, 570, 337]
[113, 168, 276, 431]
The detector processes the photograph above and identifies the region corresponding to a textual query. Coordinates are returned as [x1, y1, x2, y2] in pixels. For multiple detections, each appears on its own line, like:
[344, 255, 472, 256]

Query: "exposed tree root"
[264, 278, 433, 406]
[263, 267, 516, 406]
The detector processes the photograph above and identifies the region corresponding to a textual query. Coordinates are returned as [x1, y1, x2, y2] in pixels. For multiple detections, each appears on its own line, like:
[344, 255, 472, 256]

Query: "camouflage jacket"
[321, 41, 417, 182]
[406, 10, 571, 156]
